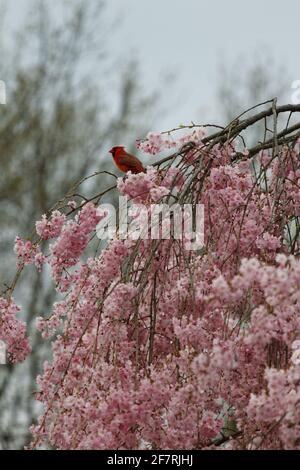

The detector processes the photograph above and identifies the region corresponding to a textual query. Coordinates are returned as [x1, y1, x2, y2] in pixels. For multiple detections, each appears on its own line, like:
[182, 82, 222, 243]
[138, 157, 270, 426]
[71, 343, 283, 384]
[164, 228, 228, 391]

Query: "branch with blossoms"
[1, 99, 300, 449]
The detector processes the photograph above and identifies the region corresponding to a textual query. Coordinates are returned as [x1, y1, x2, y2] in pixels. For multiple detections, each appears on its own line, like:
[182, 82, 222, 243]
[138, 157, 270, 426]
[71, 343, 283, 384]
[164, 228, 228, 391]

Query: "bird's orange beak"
[109, 148, 114, 155]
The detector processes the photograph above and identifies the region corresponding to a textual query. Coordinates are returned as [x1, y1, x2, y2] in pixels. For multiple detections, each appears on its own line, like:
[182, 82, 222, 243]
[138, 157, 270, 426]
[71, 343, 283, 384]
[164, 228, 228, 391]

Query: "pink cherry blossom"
[0, 297, 31, 362]
[36, 210, 66, 240]
[2, 123, 300, 450]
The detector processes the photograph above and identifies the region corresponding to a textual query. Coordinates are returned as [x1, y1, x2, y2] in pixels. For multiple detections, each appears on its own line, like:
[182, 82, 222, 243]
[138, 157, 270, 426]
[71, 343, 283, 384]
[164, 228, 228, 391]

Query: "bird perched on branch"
[109, 146, 146, 174]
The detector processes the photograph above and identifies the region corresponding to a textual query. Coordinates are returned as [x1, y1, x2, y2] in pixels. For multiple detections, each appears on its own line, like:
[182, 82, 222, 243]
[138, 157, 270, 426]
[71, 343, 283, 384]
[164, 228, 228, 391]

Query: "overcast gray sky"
[3, 0, 300, 130]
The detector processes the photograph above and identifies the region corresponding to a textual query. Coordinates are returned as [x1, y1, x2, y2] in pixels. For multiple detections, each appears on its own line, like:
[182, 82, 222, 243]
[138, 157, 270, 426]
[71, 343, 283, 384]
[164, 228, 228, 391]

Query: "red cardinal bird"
[109, 146, 146, 174]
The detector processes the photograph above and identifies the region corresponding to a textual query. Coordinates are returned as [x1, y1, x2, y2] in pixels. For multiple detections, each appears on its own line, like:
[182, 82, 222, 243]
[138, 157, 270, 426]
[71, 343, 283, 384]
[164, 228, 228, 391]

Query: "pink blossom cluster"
[136, 128, 206, 155]
[28, 138, 300, 450]
[36, 210, 66, 240]
[117, 166, 185, 203]
[36, 301, 67, 339]
[49, 202, 104, 286]
[247, 365, 300, 449]
[117, 167, 158, 202]
[14, 236, 46, 271]
[0, 297, 31, 362]
[3, 128, 300, 449]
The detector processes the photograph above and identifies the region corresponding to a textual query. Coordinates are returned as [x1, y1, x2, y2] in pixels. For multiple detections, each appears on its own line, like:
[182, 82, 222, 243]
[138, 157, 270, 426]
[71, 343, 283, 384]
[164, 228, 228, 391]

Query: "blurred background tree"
[0, 0, 158, 449]
[215, 51, 291, 147]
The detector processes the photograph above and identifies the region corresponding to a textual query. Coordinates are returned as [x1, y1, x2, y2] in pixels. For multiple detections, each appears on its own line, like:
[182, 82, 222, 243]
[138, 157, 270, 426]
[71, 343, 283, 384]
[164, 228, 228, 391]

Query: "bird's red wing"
[115, 154, 146, 173]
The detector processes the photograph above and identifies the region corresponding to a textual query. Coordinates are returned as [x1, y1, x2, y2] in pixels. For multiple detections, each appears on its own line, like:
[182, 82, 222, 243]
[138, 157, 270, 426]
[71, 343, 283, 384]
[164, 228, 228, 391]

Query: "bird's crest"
[109, 146, 124, 156]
